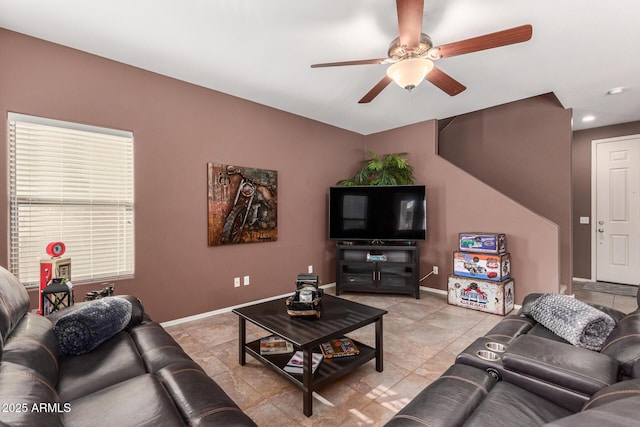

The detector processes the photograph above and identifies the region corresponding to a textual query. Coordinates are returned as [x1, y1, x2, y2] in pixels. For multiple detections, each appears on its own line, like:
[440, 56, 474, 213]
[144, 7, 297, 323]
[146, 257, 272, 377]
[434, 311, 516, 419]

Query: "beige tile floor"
[165, 283, 638, 427]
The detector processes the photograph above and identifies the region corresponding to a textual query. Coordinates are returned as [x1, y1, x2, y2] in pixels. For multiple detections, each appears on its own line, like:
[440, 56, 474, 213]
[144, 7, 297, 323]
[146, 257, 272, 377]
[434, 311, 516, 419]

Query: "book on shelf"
[259, 335, 294, 355]
[320, 337, 360, 359]
[283, 351, 323, 374]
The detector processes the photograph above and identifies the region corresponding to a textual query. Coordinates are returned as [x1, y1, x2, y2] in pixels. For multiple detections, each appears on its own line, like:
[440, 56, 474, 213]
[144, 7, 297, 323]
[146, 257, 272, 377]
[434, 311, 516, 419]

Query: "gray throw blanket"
[529, 293, 615, 351]
[54, 297, 132, 355]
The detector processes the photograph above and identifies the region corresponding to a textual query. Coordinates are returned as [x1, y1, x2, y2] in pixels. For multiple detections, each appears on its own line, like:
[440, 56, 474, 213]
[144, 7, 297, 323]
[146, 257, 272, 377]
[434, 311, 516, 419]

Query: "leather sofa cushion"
[385, 364, 497, 427]
[156, 359, 258, 426]
[0, 362, 64, 426]
[484, 314, 536, 343]
[634, 358, 640, 379]
[57, 331, 146, 401]
[600, 312, 640, 378]
[129, 321, 197, 373]
[0, 266, 30, 345]
[503, 335, 619, 396]
[544, 395, 640, 427]
[3, 312, 60, 388]
[464, 381, 573, 426]
[581, 378, 640, 411]
[64, 374, 185, 427]
[527, 323, 569, 343]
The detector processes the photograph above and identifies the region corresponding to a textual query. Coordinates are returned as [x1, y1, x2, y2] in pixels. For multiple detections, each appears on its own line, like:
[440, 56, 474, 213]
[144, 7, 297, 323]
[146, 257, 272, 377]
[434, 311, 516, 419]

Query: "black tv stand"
[335, 243, 420, 299]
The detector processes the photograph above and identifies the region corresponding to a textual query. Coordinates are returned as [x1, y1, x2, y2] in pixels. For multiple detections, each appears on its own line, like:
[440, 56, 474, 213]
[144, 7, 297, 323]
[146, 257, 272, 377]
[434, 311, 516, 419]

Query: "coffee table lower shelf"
[245, 338, 376, 390]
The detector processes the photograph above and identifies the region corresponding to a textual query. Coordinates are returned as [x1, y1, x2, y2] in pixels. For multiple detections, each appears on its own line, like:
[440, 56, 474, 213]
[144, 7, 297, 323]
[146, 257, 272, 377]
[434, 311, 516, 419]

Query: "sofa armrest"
[385, 364, 497, 427]
[483, 314, 536, 343]
[503, 334, 619, 396]
[543, 380, 640, 427]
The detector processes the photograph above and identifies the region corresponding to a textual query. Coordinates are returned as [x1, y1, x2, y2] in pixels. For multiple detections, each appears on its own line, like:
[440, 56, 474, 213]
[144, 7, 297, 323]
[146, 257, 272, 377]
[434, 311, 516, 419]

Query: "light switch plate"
[579, 216, 590, 224]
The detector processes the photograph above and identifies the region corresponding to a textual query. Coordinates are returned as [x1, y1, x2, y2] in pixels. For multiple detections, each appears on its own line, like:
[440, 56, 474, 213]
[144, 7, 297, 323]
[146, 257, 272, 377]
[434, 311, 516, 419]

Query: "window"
[8, 113, 134, 287]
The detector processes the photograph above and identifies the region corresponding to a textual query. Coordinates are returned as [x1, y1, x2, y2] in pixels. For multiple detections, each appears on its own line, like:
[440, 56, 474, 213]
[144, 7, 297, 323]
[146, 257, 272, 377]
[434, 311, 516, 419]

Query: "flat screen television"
[329, 185, 426, 242]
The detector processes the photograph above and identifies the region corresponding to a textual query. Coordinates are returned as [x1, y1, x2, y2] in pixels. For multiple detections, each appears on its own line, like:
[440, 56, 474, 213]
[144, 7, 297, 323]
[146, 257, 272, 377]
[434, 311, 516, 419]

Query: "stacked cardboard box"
[447, 233, 514, 316]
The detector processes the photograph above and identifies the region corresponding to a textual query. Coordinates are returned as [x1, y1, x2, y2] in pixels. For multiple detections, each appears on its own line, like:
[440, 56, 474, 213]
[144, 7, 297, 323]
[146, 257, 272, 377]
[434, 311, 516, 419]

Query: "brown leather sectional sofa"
[386, 291, 640, 426]
[0, 266, 257, 426]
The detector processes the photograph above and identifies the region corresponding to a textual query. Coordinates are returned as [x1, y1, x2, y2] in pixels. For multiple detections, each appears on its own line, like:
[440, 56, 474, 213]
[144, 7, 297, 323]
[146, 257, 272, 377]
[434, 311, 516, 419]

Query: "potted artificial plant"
[337, 151, 415, 186]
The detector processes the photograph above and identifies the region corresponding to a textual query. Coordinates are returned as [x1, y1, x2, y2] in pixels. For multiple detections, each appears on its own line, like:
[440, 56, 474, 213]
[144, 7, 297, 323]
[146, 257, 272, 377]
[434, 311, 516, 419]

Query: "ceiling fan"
[311, 0, 533, 103]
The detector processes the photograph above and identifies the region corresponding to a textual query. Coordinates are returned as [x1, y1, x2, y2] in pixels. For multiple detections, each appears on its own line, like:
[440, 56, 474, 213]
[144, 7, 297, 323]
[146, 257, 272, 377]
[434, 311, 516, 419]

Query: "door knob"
[598, 228, 605, 233]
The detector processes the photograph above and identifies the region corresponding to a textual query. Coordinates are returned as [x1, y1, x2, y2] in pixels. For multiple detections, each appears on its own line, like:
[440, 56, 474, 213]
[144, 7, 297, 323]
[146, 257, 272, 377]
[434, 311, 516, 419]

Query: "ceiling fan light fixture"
[386, 58, 434, 91]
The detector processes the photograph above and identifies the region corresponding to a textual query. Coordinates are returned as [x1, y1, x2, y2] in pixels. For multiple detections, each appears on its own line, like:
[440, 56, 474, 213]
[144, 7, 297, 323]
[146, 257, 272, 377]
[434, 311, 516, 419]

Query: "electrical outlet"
[234, 277, 240, 288]
[243, 275, 250, 286]
[308, 265, 313, 273]
[433, 266, 439, 275]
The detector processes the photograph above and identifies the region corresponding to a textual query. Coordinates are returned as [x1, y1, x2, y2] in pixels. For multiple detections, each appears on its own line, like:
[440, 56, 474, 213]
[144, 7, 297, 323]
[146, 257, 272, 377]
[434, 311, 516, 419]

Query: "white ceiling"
[1, 0, 639, 135]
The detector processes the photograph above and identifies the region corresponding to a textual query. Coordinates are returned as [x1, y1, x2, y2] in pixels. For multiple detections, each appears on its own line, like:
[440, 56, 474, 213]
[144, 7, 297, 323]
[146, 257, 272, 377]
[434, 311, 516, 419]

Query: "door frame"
[590, 134, 640, 281]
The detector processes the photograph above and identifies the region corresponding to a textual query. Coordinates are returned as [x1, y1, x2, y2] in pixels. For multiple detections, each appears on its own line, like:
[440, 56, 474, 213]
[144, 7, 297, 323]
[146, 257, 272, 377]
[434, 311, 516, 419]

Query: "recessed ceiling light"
[607, 87, 624, 95]
[582, 115, 596, 122]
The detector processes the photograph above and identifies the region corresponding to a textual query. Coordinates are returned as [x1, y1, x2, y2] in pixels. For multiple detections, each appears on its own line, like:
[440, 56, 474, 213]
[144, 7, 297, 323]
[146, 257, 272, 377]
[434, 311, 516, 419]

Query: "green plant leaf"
[336, 151, 415, 186]
[336, 179, 357, 186]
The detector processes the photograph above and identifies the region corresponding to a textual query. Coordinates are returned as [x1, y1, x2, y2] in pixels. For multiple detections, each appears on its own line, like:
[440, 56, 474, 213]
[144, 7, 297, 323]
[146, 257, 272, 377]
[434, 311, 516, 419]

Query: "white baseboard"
[162, 282, 519, 327]
[161, 282, 337, 327]
[420, 285, 447, 296]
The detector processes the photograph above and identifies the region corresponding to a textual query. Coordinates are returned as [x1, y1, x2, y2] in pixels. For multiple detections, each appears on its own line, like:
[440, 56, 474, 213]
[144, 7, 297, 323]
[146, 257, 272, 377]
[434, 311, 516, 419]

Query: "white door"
[594, 135, 640, 285]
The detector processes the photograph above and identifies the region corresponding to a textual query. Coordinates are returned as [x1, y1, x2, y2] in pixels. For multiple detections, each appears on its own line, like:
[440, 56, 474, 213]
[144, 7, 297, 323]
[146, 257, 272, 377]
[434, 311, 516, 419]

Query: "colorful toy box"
[458, 233, 506, 254]
[447, 275, 514, 316]
[453, 251, 510, 281]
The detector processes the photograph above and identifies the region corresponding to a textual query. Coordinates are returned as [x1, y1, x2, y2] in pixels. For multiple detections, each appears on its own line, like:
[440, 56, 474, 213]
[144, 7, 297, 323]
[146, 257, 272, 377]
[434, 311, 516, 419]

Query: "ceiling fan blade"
[426, 66, 466, 96]
[435, 24, 533, 59]
[358, 75, 393, 104]
[397, 0, 424, 48]
[311, 58, 389, 68]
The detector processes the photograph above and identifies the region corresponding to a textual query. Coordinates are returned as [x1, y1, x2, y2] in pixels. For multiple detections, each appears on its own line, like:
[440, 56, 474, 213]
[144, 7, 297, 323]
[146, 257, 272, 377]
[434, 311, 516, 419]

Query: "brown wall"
[437, 94, 573, 288]
[0, 29, 365, 322]
[572, 121, 640, 278]
[365, 122, 561, 300]
[0, 29, 562, 321]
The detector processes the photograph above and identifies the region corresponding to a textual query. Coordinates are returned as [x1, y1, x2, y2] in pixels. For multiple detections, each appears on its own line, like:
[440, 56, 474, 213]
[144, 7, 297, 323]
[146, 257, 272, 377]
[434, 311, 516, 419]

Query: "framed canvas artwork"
[207, 163, 278, 246]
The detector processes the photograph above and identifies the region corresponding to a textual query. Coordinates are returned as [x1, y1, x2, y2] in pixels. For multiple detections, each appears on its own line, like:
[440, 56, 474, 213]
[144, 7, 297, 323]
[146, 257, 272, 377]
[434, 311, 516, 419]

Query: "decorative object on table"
[207, 162, 277, 246]
[283, 351, 323, 374]
[458, 233, 506, 254]
[38, 241, 72, 315]
[285, 274, 322, 319]
[448, 232, 514, 315]
[320, 337, 360, 359]
[53, 297, 133, 355]
[85, 283, 115, 301]
[336, 151, 415, 186]
[259, 335, 294, 355]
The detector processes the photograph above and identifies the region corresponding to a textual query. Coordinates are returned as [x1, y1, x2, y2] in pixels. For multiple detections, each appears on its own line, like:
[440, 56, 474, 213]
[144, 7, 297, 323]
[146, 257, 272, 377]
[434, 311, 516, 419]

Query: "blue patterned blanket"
[54, 297, 132, 355]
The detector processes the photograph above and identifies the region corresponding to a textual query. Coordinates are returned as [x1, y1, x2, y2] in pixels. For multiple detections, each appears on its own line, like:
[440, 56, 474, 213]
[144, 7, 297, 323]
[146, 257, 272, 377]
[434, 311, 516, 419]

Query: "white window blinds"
[8, 113, 134, 287]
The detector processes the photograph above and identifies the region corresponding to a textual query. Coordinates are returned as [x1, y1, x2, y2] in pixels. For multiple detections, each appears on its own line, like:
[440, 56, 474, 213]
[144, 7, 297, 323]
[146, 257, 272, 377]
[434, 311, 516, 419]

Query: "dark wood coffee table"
[232, 294, 387, 416]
